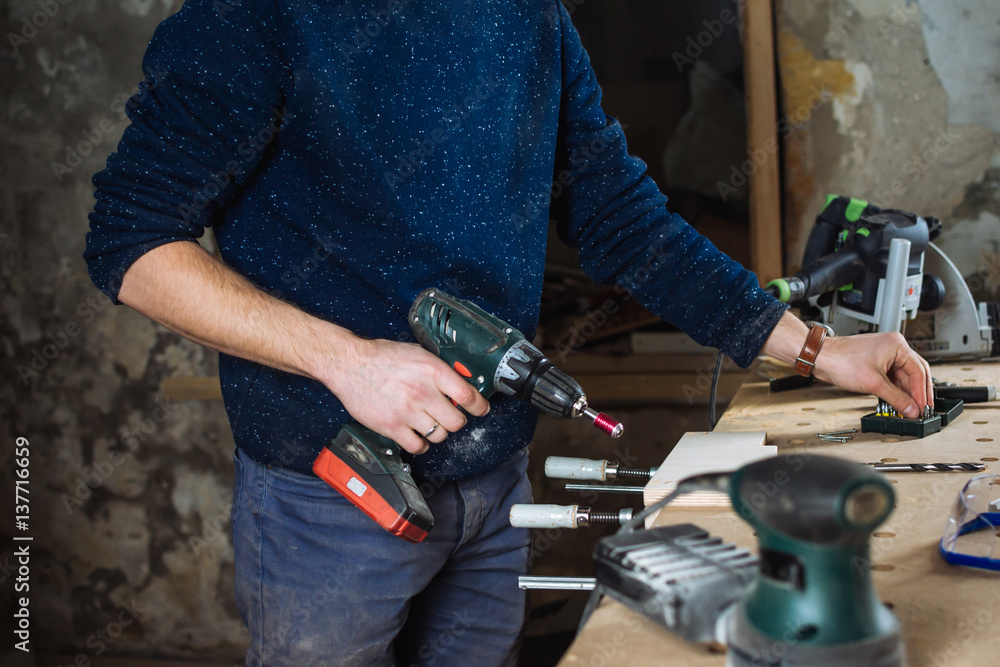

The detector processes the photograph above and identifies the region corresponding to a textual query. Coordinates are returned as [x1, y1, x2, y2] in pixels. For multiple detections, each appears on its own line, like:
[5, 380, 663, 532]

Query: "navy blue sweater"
[85, 0, 787, 481]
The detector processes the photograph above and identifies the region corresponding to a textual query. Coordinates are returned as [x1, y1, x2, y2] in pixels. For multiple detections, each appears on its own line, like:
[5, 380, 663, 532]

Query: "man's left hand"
[812, 331, 933, 418]
[760, 312, 933, 417]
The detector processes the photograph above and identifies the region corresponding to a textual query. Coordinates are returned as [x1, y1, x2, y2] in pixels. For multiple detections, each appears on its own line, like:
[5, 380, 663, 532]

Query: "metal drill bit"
[518, 576, 597, 591]
[817, 435, 851, 442]
[819, 428, 857, 436]
[876, 399, 899, 417]
[565, 483, 645, 494]
[867, 462, 986, 473]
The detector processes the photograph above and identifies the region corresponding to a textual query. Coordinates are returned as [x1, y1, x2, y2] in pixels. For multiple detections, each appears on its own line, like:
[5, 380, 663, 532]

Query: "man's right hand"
[118, 242, 489, 456]
[315, 337, 490, 455]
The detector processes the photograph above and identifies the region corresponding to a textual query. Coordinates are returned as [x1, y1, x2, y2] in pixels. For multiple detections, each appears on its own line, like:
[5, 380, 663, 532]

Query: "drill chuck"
[495, 340, 623, 438]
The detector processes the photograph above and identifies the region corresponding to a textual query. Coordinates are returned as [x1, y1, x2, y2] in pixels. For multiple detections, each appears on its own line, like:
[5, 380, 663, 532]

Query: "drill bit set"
[860, 397, 964, 438]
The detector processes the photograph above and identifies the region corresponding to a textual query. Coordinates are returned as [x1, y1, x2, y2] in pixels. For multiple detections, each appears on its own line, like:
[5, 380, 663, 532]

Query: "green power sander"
[725, 456, 903, 666]
[589, 455, 904, 666]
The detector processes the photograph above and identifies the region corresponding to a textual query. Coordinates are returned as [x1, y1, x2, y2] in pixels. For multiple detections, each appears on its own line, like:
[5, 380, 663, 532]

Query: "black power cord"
[708, 349, 724, 430]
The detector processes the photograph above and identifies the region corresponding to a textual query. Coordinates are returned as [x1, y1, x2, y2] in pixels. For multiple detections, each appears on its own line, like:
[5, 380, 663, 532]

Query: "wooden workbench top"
[559, 360, 1000, 667]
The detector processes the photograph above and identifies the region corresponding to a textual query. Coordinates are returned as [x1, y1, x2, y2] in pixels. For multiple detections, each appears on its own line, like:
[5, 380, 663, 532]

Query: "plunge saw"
[765, 195, 999, 361]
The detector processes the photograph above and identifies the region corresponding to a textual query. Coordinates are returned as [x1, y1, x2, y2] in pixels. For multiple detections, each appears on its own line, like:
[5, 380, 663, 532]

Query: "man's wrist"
[759, 311, 812, 365]
[793, 323, 828, 377]
[297, 318, 367, 390]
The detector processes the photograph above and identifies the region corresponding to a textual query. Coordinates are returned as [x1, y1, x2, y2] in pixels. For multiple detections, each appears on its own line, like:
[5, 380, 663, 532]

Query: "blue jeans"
[231, 447, 532, 666]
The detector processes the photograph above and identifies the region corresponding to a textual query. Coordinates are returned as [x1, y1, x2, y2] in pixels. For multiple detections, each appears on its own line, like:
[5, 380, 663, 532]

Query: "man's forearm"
[117, 240, 361, 388]
[116, 240, 490, 453]
[758, 311, 810, 365]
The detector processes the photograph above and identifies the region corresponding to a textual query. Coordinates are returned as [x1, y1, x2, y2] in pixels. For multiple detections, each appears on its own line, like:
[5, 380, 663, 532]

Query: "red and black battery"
[313, 424, 433, 543]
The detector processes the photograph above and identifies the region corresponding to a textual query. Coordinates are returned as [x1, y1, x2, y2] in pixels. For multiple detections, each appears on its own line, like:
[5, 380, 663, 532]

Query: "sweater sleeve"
[84, 0, 291, 303]
[549, 2, 787, 367]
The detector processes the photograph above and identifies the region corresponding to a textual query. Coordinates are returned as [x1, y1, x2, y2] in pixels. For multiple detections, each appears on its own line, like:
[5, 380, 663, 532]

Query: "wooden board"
[162, 375, 222, 401]
[742, 0, 783, 285]
[560, 360, 1000, 667]
[643, 431, 773, 519]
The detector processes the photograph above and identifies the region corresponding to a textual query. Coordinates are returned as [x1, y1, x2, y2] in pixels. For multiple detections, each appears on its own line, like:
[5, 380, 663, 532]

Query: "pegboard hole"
[976, 438, 994, 443]
[871, 564, 895, 572]
[881, 457, 899, 463]
[706, 642, 727, 655]
[974, 421, 989, 425]
[796, 423, 811, 426]
[981, 457, 998, 462]
[801, 407, 816, 411]
[873, 531, 895, 538]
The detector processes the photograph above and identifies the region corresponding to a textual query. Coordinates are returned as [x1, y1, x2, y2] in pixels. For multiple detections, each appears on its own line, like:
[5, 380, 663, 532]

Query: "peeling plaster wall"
[780, 0, 1000, 304]
[1, 0, 248, 660]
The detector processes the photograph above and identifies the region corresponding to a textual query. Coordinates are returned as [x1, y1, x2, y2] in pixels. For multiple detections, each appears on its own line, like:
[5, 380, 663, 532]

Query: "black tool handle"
[933, 386, 995, 403]
[769, 374, 815, 393]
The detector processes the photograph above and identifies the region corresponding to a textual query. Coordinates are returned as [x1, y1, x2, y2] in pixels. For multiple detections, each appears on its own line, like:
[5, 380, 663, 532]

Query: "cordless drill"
[313, 288, 623, 543]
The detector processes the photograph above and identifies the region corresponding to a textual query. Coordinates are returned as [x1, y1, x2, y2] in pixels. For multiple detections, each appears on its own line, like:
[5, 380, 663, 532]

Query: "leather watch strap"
[794, 324, 828, 377]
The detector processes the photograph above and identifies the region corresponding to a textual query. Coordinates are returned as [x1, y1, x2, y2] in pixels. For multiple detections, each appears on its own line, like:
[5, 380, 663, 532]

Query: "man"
[85, 1, 932, 664]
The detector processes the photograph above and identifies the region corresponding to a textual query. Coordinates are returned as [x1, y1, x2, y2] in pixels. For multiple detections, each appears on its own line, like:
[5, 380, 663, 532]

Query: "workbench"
[558, 360, 1000, 667]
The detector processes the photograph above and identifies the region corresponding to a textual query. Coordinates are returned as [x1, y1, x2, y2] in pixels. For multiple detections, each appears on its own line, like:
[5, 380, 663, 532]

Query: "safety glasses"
[939, 473, 1000, 571]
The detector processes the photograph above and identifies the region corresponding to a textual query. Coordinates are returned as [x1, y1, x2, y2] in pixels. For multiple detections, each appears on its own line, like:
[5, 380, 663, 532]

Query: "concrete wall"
[1, 0, 248, 660]
[778, 0, 1000, 306]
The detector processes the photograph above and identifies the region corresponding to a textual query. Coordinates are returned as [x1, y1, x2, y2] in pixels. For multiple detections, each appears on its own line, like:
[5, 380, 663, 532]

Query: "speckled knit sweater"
[85, 0, 787, 481]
